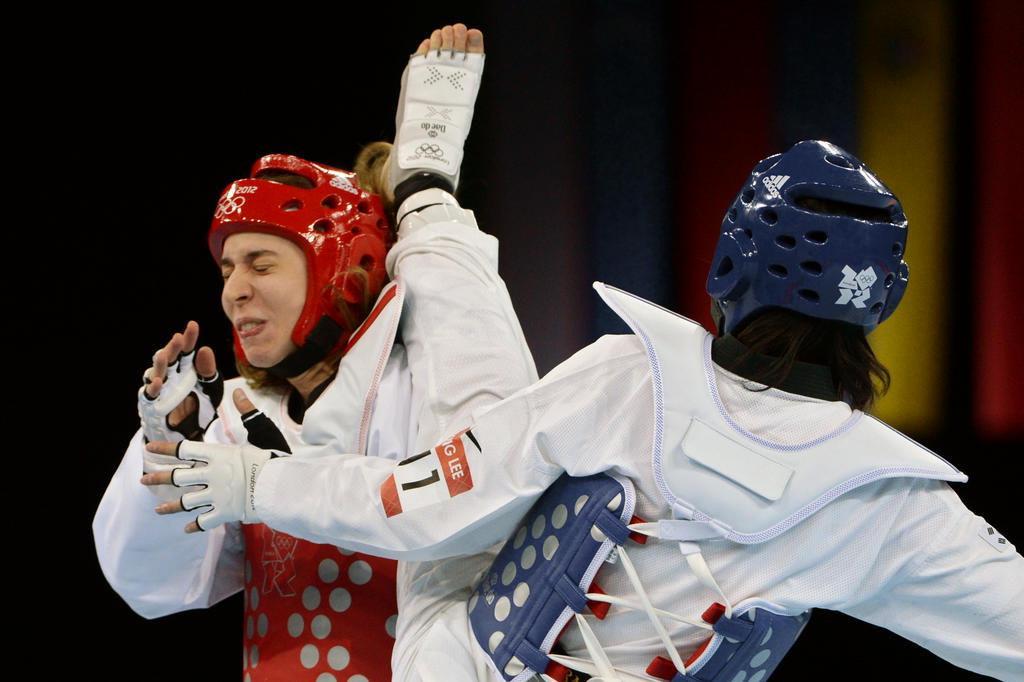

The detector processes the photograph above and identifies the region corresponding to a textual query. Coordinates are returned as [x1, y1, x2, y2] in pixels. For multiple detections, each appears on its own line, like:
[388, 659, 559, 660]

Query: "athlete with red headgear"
[93, 24, 538, 681]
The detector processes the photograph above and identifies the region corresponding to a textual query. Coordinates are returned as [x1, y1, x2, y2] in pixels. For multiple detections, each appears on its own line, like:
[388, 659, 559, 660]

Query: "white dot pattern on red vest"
[348, 561, 373, 585]
[330, 588, 352, 613]
[319, 559, 340, 583]
[327, 645, 350, 670]
[241, 524, 397, 680]
[385, 615, 398, 638]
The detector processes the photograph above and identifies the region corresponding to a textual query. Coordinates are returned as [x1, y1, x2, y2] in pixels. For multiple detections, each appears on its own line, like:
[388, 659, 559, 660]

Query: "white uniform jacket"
[244, 287, 1024, 681]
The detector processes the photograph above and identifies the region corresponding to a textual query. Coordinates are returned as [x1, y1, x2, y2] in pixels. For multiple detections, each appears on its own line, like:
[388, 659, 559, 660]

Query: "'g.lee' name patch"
[381, 429, 479, 518]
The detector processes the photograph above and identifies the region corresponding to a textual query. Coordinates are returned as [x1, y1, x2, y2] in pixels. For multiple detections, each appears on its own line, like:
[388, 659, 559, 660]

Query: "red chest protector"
[241, 523, 398, 681]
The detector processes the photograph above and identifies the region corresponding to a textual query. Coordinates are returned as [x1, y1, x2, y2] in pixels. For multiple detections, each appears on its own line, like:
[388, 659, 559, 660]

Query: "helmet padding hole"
[741, 188, 755, 204]
[715, 257, 734, 277]
[776, 235, 796, 250]
[759, 209, 778, 226]
[768, 264, 788, 278]
[282, 199, 303, 212]
[825, 153, 856, 169]
[313, 219, 332, 233]
[798, 289, 820, 303]
[795, 196, 895, 223]
[255, 169, 316, 189]
[805, 231, 828, 245]
[800, 261, 823, 276]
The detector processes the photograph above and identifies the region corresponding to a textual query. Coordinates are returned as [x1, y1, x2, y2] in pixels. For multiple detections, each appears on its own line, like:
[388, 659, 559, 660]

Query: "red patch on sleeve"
[436, 432, 474, 497]
[380, 474, 403, 517]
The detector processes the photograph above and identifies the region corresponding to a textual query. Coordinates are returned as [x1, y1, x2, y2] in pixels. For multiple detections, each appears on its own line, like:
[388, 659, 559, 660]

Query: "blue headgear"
[706, 140, 909, 335]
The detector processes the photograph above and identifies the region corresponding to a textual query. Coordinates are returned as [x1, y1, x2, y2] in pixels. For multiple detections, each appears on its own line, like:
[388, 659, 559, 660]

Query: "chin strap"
[265, 316, 344, 379]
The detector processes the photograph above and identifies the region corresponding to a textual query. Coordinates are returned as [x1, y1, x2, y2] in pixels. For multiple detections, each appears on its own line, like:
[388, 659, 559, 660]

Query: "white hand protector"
[137, 349, 223, 446]
[170, 441, 281, 531]
[389, 49, 485, 191]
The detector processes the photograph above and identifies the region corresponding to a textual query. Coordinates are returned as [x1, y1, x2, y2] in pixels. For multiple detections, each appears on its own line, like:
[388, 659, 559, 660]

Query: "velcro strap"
[595, 509, 631, 545]
[712, 614, 753, 640]
[554, 574, 588, 613]
[513, 640, 550, 676]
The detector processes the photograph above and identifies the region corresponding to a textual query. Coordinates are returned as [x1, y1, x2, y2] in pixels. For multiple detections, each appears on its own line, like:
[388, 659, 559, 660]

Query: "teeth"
[239, 322, 261, 331]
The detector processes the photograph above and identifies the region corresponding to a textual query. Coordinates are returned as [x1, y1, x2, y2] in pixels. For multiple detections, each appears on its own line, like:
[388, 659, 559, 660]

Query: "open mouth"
[236, 320, 267, 339]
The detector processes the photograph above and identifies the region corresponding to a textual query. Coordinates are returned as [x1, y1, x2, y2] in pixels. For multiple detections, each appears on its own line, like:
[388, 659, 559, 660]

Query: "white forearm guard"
[389, 50, 485, 191]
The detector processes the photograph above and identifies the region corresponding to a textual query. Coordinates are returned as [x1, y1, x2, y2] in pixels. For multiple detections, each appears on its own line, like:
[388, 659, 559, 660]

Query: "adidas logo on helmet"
[763, 174, 790, 198]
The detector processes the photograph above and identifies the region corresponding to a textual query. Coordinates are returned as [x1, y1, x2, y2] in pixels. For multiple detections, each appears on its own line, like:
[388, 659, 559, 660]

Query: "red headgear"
[209, 154, 393, 374]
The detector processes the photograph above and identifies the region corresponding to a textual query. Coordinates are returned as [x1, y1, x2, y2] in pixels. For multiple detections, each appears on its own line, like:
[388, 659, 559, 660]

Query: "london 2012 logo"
[412, 143, 444, 160]
[215, 195, 246, 219]
[836, 265, 877, 308]
[407, 143, 448, 168]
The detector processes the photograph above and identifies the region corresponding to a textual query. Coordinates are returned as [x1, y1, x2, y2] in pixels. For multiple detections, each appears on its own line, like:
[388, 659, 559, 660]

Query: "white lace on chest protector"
[594, 282, 967, 546]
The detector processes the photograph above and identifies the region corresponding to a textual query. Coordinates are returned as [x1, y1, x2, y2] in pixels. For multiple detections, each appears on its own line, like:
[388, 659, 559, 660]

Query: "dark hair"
[734, 309, 890, 411]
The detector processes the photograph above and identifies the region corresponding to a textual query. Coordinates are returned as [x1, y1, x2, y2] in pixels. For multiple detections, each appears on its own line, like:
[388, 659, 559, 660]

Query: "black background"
[59, 3, 1021, 680]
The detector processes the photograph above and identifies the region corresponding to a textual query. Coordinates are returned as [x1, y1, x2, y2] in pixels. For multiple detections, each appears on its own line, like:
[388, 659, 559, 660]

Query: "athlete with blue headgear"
[143, 141, 1023, 681]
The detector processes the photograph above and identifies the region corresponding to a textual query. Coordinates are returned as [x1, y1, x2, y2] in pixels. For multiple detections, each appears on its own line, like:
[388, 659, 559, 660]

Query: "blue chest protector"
[468, 473, 635, 681]
[468, 472, 809, 682]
